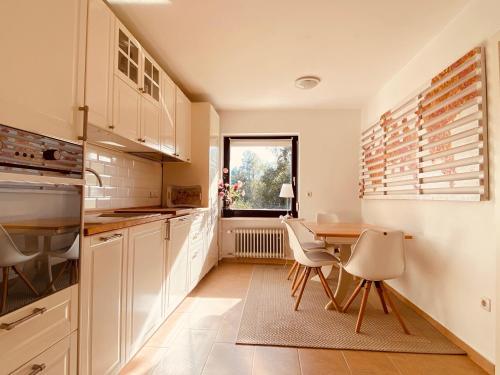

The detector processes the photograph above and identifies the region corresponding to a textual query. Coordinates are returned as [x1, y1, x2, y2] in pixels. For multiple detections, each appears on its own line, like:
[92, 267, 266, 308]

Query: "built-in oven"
[0, 124, 83, 316]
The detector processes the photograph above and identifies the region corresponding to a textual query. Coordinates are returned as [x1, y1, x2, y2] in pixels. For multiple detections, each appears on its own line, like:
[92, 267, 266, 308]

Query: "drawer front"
[11, 331, 77, 375]
[0, 286, 77, 373]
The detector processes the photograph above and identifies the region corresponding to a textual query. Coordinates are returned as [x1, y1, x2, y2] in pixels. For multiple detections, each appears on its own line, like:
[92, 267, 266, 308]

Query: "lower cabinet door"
[126, 222, 165, 359]
[12, 332, 77, 375]
[80, 231, 127, 375]
[166, 217, 191, 313]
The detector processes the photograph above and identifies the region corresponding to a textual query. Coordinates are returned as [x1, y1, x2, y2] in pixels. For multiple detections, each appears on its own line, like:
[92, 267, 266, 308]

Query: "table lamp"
[279, 183, 294, 218]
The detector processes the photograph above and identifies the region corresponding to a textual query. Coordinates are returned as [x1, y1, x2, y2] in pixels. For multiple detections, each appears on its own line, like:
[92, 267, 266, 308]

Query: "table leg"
[42, 236, 56, 292]
[325, 244, 354, 310]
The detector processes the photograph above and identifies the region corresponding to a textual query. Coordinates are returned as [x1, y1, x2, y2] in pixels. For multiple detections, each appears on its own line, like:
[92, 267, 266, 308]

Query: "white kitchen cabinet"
[80, 231, 127, 375]
[0, 0, 87, 141]
[113, 76, 141, 142]
[175, 88, 192, 162]
[166, 216, 191, 314]
[12, 332, 78, 375]
[0, 285, 78, 374]
[160, 73, 177, 155]
[189, 213, 207, 289]
[140, 97, 161, 149]
[125, 221, 165, 359]
[85, 0, 115, 130]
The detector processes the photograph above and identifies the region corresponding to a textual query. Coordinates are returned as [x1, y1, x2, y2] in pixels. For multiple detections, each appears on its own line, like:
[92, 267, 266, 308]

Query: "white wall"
[361, 0, 500, 363]
[220, 109, 361, 222]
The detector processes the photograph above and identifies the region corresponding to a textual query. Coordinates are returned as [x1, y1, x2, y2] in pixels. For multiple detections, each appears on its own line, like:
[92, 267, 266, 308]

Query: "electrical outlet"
[480, 297, 491, 312]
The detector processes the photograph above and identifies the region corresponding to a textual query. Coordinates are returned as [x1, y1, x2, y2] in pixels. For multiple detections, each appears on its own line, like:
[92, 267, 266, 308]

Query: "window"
[223, 136, 298, 217]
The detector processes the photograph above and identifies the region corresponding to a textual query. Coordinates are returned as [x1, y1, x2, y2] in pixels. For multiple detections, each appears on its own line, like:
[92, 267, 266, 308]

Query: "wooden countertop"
[84, 213, 173, 236]
[83, 207, 208, 236]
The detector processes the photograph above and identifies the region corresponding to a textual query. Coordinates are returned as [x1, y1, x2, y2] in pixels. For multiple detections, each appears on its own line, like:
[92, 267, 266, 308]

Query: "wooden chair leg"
[342, 279, 366, 313]
[374, 281, 388, 313]
[380, 282, 410, 335]
[291, 266, 307, 297]
[44, 261, 68, 295]
[287, 261, 298, 280]
[1, 267, 10, 313]
[316, 267, 341, 312]
[291, 262, 302, 291]
[355, 281, 372, 333]
[13, 265, 39, 296]
[294, 267, 311, 311]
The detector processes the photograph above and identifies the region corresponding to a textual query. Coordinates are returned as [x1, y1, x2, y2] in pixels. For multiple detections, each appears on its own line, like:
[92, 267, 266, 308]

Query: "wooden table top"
[2, 218, 80, 232]
[302, 222, 413, 239]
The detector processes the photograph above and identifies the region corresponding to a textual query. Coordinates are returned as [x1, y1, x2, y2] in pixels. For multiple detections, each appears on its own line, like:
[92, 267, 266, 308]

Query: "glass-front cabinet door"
[142, 53, 161, 104]
[116, 23, 140, 88]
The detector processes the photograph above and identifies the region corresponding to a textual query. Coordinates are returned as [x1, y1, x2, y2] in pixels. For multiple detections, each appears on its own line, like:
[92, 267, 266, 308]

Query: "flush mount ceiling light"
[295, 76, 321, 90]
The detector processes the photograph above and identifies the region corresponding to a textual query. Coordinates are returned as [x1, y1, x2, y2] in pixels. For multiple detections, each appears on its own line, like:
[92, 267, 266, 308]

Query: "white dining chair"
[282, 218, 325, 285]
[0, 225, 41, 312]
[284, 222, 341, 311]
[45, 234, 80, 293]
[341, 229, 410, 334]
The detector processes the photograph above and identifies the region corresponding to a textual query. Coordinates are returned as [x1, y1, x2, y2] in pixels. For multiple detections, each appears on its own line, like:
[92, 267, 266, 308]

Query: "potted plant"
[218, 168, 244, 217]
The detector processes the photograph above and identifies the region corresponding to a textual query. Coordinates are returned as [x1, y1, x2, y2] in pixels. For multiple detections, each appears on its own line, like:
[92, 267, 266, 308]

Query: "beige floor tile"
[342, 350, 400, 374]
[120, 346, 169, 375]
[388, 353, 486, 375]
[146, 329, 217, 375]
[298, 348, 351, 375]
[252, 346, 300, 375]
[202, 343, 255, 375]
[145, 312, 189, 347]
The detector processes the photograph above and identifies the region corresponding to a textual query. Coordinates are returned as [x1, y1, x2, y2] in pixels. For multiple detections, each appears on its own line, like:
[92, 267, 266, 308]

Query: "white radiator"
[234, 228, 285, 258]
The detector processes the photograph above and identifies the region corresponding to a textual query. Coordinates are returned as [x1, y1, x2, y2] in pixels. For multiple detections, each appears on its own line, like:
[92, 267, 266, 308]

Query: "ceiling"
[108, 0, 469, 110]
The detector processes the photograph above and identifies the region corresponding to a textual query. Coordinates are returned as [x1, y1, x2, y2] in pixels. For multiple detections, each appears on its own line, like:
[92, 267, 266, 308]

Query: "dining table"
[301, 222, 413, 310]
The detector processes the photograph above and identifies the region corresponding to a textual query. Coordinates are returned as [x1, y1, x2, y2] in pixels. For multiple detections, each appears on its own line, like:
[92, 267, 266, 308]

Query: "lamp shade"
[279, 183, 294, 198]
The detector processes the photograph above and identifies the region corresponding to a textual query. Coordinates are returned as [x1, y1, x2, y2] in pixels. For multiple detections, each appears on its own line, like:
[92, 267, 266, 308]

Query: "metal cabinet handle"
[78, 105, 89, 141]
[99, 233, 123, 242]
[28, 364, 46, 375]
[0, 307, 46, 330]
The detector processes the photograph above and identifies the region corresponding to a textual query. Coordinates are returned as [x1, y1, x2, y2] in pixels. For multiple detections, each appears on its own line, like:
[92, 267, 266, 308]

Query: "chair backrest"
[343, 229, 405, 281]
[0, 224, 29, 267]
[316, 212, 339, 224]
[64, 234, 80, 259]
[283, 221, 314, 266]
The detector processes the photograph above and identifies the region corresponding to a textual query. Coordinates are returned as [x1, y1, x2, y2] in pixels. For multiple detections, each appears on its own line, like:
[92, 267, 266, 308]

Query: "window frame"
[222, 135, 298, 218]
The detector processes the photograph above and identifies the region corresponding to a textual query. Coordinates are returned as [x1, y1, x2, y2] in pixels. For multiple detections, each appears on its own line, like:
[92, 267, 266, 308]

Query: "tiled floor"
[120, 263, 486, 375]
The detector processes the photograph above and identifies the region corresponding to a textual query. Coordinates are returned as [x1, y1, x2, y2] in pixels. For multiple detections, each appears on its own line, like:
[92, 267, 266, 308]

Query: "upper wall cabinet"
[139, 51, 162, 150]
[0, 0, 87, 142]
[85, 0, 115, 131]
[160, 73, 176, 155]
[175, 88, 192, 162]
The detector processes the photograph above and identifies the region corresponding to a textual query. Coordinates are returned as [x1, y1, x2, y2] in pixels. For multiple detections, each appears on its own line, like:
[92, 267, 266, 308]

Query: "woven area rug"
[236, 265, 464, 354]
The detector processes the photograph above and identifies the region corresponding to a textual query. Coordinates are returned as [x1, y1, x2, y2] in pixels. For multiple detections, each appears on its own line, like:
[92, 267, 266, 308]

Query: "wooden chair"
[341, 229, 410, 334]
[284, 222, 341, 311]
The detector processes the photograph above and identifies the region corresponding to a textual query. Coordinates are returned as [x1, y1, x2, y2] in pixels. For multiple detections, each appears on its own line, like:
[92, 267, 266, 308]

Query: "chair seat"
[306, 250, 339, 263]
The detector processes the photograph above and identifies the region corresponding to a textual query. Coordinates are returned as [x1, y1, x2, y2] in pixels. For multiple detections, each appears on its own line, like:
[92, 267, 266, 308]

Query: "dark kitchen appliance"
[0, 124, 83, 316]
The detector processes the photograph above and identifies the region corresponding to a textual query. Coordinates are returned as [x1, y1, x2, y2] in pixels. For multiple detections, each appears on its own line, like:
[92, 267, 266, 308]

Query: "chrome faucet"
[85, 168, 103, 187]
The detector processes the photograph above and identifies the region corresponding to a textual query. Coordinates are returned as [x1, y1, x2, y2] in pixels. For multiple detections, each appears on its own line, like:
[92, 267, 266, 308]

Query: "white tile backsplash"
[85, 145, 162, 210]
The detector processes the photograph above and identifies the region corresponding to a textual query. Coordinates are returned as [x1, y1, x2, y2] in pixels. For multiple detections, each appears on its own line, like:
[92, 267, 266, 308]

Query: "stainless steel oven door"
[0, 175, 83, 316]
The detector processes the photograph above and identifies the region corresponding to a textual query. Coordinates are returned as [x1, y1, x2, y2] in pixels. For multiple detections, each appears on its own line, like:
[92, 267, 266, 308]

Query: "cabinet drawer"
[0, 286, 77, 373]
[11, 331, 77, 375]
